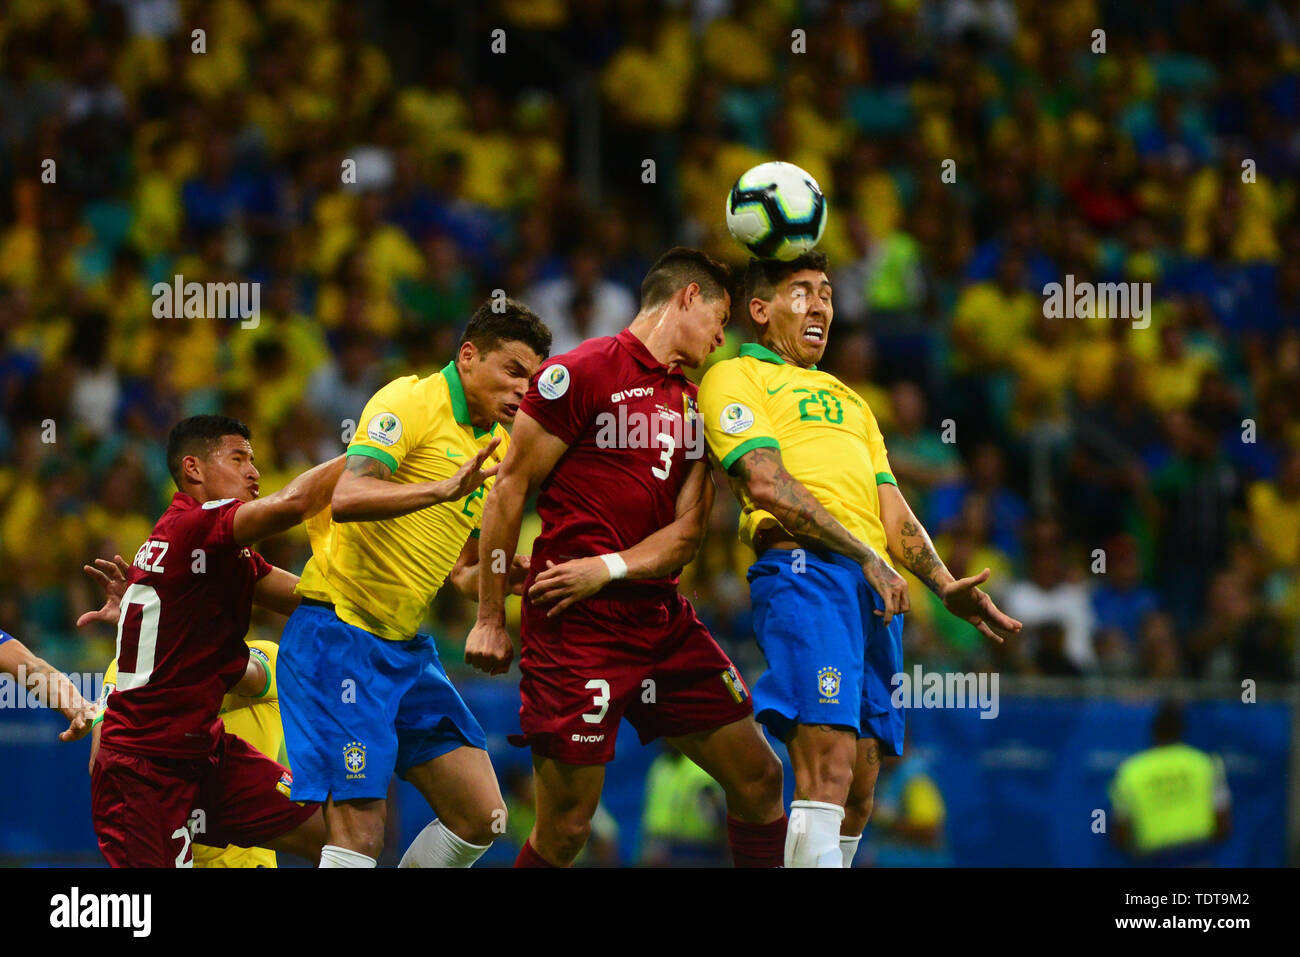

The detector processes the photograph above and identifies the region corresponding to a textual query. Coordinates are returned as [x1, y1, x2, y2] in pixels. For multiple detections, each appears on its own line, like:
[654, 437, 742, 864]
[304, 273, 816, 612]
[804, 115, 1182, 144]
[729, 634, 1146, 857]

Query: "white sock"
[785, 800, 845, 868]
[319, 844, 377, 868]
[840, 834, 861, 868]
[398, 820, 491, 868]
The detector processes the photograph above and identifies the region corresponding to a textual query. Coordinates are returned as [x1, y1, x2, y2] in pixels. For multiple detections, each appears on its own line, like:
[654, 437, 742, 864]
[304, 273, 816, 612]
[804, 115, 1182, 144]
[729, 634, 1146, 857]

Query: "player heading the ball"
[698, 251, 1022, 868]
[468, 247, 788, 869]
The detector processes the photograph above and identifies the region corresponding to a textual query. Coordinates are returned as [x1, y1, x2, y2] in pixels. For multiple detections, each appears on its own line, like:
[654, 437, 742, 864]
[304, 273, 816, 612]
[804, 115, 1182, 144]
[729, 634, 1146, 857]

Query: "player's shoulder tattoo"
[731, 444, 779, 480]
[345, 453, 392, 481]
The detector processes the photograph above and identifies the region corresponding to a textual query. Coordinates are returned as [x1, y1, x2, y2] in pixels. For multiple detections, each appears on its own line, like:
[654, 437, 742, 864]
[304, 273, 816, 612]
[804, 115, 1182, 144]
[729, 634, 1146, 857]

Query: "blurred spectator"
[1091, 533, 1161, 645]
[305, 328, 385, 435]
[1246, 444, 1300, 571]
[862, 735, 951, 868]
[1146, 412, 1240, 629]
[523, 245, 637, 354]
[639, 745, 728, 867]
[1189, 569, 1291, 680]
[886, 380, 963, 509]
[1002, 520, 1096, 672]
[929, 443, 1028, 559]
[1108, 701, 1231, 864]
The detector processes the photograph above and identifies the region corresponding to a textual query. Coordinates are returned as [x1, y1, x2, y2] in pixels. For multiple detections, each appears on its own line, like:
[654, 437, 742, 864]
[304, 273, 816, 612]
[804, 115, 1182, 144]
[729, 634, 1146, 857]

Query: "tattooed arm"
[331, 439, 501, 523]
[729, 446, 910, 621]
[877, 483, 1021, 643]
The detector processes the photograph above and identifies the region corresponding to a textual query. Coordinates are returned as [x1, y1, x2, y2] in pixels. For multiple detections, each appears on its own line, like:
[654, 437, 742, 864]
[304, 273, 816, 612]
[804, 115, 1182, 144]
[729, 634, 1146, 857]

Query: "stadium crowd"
[0, 0, 1297, 692]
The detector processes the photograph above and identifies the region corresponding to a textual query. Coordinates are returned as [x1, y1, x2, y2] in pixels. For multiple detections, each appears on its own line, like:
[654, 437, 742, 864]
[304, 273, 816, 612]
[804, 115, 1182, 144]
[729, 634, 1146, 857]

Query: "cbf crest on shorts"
[343, 741, 367, 779]
[817, 666, 842, 704]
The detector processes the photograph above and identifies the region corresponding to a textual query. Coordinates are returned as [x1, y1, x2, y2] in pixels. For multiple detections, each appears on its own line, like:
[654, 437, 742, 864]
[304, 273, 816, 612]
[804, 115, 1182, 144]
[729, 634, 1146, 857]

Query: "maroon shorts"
[511, 589, 753, 764]
[91, 732, 315, 868]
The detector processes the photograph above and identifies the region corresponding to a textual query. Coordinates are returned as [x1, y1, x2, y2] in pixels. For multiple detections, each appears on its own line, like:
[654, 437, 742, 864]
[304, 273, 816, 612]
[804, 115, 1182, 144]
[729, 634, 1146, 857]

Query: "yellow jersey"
[698, 342, 896, 563]
[99, 640, 285, 868]
[296, 361, 508, 641]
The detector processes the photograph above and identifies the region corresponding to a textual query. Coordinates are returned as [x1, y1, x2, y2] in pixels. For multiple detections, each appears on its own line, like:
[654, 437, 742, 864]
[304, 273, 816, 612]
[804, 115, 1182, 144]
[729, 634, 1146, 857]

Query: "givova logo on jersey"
[343, 740, 367, 779]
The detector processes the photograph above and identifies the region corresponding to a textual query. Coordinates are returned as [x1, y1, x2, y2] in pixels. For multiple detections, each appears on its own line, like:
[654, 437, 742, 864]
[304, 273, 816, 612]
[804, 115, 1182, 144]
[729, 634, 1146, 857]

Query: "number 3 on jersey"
[583, 678, 610, 723]
[652, 432, 675, 480]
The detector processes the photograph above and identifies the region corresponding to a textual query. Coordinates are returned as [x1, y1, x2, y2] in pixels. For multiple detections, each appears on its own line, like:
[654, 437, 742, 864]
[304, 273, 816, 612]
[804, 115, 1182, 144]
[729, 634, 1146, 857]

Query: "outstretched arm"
[528, 457, 716, 616]
[232, 455, 346, 544]
[331, 439, 502, 523]
[466, 412, 569, 675]
[0, 637, 95, 741]
[728, 446, 910, 621]
[877, 483, 1021, 643]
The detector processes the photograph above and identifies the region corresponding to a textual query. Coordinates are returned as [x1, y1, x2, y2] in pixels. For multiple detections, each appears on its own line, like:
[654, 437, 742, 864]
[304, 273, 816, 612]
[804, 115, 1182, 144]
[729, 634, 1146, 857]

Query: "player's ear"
[682, 281, 700, 311]
[458, 339, 477, 368]
[749, 296, 770, 329]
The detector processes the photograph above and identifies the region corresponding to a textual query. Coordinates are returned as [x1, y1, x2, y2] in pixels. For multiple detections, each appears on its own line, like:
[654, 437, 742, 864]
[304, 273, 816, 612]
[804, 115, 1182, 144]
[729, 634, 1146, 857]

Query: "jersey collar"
[440, 360, 495, 439]
[616, 328, 685, 376]
[740, 341, 816, 370]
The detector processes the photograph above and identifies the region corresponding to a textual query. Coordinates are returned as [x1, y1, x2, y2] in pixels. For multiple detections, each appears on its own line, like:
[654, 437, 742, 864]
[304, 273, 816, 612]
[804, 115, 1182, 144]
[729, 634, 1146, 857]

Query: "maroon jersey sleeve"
[520, 352, 601, 445]
[171, 497, 244, 550]
[249, 548, 272, 580]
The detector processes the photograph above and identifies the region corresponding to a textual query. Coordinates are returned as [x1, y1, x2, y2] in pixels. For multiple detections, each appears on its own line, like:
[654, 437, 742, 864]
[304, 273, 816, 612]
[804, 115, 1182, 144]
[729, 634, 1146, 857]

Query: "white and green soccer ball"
[725, 161, 828, 261]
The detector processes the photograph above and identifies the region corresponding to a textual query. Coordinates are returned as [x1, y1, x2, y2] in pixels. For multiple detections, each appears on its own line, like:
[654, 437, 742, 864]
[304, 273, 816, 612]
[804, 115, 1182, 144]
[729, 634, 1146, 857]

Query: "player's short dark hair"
[1152, 699, 1185, 745]
[166, 415, 252, 489]
[460, 298, 552, 359]
[742, 250, 831, 306]
[640, 246, 733, 310]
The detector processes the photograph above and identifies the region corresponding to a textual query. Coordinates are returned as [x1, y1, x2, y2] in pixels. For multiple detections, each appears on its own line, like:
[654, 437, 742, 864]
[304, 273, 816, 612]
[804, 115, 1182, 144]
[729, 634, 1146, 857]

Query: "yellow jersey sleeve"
[346, 376, 432, 475]
[863, 402, 897, 487]
[698, 360, 780, 472]
[94, 658, 118, 725]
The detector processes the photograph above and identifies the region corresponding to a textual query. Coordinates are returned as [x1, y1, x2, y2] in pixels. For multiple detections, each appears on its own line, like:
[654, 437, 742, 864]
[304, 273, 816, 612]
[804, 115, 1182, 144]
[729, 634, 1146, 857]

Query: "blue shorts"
[277, 602, 488, 802]
[747, 548, 905, 755]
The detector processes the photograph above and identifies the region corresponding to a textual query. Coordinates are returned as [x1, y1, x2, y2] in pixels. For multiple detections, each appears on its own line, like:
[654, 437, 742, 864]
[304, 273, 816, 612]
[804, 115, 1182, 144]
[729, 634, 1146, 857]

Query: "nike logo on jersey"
[445, 449, 463, 458]
[766, 383, 788, 395]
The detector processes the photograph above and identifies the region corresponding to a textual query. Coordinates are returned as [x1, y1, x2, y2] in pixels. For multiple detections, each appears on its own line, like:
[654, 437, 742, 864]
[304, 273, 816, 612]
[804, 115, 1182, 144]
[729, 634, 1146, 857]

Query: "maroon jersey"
[100, 493, 272, 758]
[520, 328, 703, 596]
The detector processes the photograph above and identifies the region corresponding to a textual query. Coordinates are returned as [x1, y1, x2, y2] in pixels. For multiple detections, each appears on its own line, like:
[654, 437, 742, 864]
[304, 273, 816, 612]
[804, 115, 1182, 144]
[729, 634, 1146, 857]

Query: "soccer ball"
[725, 161, 828, 261]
